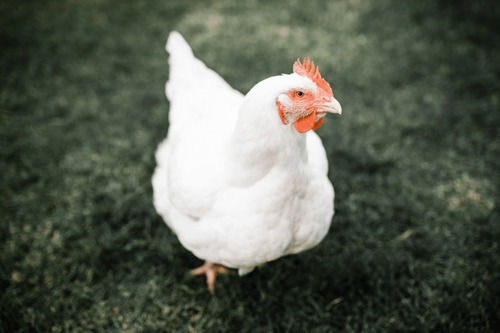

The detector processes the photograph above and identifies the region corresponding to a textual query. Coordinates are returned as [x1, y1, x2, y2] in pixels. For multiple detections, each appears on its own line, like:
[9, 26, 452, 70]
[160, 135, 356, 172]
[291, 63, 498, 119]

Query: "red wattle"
[294, 110, 317, 133]
[312, 116, 324, 130]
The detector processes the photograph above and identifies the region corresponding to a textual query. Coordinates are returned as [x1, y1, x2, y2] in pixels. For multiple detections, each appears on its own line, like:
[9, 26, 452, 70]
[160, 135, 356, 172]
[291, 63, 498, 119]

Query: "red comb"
[293, 57, 333, 96]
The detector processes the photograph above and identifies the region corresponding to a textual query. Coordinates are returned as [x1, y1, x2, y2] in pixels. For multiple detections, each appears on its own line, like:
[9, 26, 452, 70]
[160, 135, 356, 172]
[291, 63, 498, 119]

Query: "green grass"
[1, 0, 499, 331]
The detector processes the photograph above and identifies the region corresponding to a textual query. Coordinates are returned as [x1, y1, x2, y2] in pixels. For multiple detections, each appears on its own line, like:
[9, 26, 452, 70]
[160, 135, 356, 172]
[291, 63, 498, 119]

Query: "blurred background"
[1, 0, 499, 331]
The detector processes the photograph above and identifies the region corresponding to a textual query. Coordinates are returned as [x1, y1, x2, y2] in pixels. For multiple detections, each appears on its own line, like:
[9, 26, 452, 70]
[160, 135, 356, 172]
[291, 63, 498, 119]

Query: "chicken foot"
[190, 261, 230, 292]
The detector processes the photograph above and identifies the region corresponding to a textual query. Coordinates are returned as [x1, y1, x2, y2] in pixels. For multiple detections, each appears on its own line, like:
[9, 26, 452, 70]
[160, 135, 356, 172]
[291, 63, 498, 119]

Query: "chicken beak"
[320, 97, 342, 115]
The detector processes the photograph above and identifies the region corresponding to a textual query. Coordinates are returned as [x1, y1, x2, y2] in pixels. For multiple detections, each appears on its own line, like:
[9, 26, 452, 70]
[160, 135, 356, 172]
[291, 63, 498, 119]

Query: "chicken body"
[152, 32, 340, 279]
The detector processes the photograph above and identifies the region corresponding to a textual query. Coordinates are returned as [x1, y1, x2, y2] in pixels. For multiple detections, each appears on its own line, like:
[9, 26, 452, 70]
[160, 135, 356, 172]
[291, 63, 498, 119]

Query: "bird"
[152, 31, 342, 292]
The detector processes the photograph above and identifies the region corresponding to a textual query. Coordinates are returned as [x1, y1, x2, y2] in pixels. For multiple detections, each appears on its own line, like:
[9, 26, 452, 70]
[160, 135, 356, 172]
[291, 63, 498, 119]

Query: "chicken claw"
[190, 261, 230, 292]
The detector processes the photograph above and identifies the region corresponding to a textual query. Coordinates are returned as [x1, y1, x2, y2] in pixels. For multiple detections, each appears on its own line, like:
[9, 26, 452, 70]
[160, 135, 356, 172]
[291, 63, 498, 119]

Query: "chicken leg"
[190, 261, 230, 292]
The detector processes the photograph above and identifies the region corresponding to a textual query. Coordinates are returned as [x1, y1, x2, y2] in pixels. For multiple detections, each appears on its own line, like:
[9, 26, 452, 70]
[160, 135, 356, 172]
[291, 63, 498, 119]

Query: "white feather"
[152, 31, 334, 275]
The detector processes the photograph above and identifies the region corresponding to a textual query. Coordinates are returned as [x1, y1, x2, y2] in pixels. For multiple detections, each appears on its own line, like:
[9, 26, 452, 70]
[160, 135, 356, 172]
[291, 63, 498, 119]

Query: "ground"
[1, 0, 499, 332]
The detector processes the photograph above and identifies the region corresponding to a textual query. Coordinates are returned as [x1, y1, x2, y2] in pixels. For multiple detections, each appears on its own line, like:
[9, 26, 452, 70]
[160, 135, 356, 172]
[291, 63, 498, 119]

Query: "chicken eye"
[295, 90, 304, 97]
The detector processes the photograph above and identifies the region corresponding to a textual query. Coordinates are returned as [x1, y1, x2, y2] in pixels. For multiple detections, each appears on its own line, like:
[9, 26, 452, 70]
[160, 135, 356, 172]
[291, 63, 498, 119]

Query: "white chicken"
[152, 31, 342, 291]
